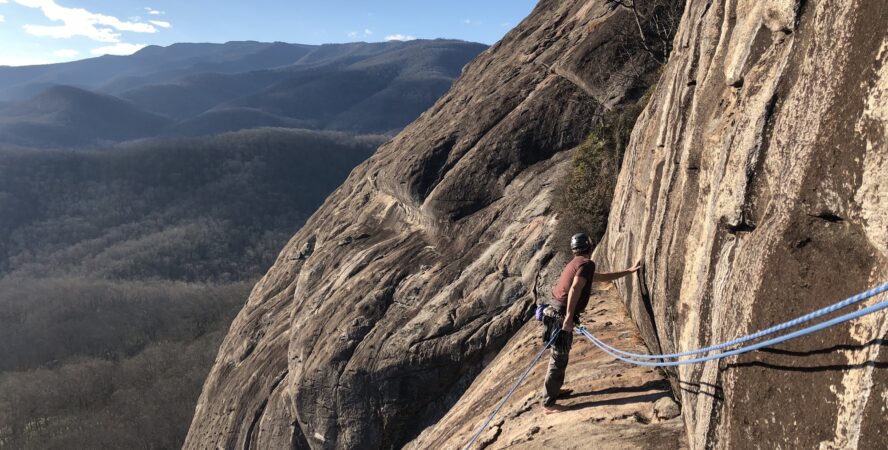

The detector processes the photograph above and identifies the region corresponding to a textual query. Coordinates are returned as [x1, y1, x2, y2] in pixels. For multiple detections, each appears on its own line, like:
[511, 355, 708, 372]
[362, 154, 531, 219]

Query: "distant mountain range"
[0, 40, 486, 148]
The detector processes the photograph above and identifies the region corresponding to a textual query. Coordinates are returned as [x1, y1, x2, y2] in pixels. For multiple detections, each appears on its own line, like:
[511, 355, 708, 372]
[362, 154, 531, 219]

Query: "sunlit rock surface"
[184, 1, 663, 448]
[597, 0, 888, 448]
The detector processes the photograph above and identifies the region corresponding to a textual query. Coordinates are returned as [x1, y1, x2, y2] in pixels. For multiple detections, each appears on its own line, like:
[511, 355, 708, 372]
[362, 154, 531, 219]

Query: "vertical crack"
[243, 370, 289, 450]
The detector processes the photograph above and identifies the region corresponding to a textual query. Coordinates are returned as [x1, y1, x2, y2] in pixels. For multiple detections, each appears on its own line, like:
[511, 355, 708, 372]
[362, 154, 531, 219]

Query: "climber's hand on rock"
[629, 260, 643, 272]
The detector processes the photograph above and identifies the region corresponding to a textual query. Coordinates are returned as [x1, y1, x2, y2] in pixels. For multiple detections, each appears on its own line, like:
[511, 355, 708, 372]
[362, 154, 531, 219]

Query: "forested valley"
[0, 128, 383, 449]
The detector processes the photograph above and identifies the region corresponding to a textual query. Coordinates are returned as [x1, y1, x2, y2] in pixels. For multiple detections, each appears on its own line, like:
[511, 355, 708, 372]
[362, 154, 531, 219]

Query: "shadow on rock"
[569, 391, 671, 411]
[678, 380, 723, 401]
[725, 338, 888, 373]
[567, 378, 670, 400]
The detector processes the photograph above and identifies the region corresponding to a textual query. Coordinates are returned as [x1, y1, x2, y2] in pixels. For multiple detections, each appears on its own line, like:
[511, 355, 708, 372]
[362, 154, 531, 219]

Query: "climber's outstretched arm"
[592, 261, 642, 282]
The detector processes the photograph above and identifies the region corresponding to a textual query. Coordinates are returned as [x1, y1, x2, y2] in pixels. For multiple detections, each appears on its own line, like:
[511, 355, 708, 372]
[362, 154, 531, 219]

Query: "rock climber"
[540, 233, 641, 413]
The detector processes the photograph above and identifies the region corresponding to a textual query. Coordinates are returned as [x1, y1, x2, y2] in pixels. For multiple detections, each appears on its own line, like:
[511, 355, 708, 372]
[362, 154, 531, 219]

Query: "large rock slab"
[184, 1, 665, 448]
[598, 0, 888, 448]
[406, 284, 687, 450]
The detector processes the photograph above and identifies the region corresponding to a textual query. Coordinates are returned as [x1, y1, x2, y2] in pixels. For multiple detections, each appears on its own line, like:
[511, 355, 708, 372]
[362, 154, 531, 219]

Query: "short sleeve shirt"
[550, 256, 595, 313]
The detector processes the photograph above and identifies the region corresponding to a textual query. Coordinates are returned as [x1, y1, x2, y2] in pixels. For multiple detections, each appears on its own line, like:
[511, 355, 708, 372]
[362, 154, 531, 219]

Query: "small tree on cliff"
[607, 0, 683, 64]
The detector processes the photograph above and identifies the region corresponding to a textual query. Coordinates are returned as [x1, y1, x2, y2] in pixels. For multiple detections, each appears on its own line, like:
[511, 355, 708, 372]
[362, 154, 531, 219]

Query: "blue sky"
[0, 0, 538, 66]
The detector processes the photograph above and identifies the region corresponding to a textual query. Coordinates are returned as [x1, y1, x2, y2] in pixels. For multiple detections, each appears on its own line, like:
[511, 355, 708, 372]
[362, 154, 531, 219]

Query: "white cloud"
[0, 53, 53, 66]
[0, 14, 5, 23]
[363, 28, 373, 36]
[385, 34, 415, 42]
[90, 42, 146, 56]
[53, 48, 79, 57]
[149, 20, 170, 28]
[144, 7, 163, 15]
[16, 0, 158, 42]
[347, 31, 358, 38]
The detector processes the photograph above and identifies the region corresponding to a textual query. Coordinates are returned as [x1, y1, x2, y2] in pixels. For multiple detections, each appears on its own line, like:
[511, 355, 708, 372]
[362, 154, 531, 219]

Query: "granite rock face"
[184, 1, 663, 448]
[597, 0, 888, 448]
[405, 284, 688, 450]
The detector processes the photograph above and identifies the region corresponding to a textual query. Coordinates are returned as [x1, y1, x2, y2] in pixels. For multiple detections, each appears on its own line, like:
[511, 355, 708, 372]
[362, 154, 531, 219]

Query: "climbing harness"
[540, 304, 573, 353]
[463, 329, 560, 450]
[463, 282, 888, 448]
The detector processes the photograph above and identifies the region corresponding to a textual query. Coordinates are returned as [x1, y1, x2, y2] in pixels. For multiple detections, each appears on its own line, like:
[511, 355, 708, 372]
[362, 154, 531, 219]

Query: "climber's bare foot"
[544, 404, 567, 414]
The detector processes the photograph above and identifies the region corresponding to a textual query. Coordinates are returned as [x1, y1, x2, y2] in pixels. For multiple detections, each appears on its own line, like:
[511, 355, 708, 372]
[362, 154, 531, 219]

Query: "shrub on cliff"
[554, 0, 680, 252]
[555, 93, 649, 249]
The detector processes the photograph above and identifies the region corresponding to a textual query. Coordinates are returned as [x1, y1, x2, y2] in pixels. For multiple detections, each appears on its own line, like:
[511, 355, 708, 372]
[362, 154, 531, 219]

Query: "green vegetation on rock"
[555, 93, 649, 247]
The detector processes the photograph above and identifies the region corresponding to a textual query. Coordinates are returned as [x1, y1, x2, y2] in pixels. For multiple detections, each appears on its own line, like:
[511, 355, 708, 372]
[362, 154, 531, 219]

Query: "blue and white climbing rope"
[578, 283, 888, 367]
[463, 329, 560, 450]
[588, 282, 888, 360]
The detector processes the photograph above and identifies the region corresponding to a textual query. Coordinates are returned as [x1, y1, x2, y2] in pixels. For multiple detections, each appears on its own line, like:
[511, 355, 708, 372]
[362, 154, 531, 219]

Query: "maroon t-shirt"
[551, 256, 595, 313]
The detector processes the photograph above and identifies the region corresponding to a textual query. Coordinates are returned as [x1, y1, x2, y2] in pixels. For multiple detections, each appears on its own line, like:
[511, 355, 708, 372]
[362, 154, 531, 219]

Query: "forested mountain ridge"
[0, 85, 172, 147]
[0, 39, 486, 147]
[0, 40, 480, 100]
[0, 38, 479, 450]
[0, 128, 383, 280]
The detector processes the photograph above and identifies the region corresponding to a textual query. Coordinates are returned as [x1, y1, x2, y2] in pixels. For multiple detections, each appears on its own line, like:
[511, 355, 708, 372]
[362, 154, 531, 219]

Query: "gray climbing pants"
[542, 331, 573, 406]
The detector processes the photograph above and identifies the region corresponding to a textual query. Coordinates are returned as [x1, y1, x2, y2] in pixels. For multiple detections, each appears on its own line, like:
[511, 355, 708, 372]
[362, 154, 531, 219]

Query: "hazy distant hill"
[0, 40, 486, 147]
[0, 85, 172, 148]
[0, 41, 314, 99]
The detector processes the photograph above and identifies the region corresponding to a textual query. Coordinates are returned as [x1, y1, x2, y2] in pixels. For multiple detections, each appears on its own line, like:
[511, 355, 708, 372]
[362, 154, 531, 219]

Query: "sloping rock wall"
[597, 0, 888, 448]
[406, 284, 688, 450]
[184, 1, 665, 448]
